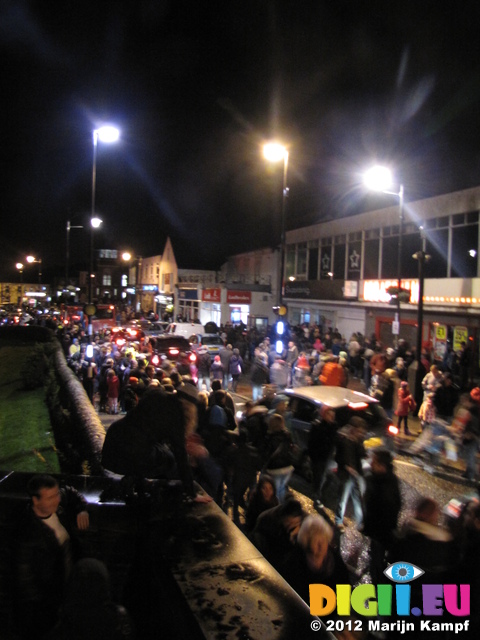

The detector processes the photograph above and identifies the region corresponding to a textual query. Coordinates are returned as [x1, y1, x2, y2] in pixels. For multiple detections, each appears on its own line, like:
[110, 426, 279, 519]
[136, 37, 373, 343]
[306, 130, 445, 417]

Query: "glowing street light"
[89, 124, 120, 311]
[16, 262, 24, 283]
[263, 141, 289, 309]
[364, 165, 404, 346]
[26, 255, 43, 283]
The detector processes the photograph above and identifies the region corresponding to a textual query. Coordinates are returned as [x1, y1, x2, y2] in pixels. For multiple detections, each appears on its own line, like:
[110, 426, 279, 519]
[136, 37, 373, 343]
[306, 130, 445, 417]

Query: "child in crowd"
[106, 368, 120, 415]
[395, 380, 416, 435]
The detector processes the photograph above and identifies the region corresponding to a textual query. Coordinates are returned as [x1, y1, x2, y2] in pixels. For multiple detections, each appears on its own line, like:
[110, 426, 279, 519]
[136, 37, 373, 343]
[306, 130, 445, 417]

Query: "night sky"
[2, 1, 480, 282]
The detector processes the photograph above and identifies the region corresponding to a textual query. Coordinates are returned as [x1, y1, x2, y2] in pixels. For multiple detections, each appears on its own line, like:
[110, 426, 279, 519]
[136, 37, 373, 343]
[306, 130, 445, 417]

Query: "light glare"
[364, 165, 392, 192]
[96, 125, 120, 143]
[263, 142, 287, 163]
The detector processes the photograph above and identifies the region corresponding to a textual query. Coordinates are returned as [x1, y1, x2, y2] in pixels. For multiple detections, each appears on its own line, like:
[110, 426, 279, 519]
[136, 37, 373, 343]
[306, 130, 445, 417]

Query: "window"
[297, 243, 307, 275]
[102, 275, 112, 286]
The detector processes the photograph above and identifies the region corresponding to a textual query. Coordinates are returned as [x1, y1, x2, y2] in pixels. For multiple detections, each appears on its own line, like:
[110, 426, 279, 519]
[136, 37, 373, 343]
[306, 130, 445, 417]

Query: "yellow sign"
[435, 324, 447, 341]
[453, 326, 468, 352]
[84, 304, 96, 317]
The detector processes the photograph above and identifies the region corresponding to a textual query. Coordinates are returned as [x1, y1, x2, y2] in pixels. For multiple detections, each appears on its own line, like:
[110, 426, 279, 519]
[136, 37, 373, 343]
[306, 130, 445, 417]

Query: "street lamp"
[364, 165, 404, 346]
[16, 263, 24, 283]
[66, 220, 83, 288]
[412, 226, 431, 362]
[89, 124, 120, 311]
[26, 255, 42, 284]
[122, 251, 142, 313]
[263, 142, 289, 309]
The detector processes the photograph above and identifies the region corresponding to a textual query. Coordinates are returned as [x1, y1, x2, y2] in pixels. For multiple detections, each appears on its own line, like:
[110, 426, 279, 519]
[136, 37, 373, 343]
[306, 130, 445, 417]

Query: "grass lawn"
[0, 344, 61, 473]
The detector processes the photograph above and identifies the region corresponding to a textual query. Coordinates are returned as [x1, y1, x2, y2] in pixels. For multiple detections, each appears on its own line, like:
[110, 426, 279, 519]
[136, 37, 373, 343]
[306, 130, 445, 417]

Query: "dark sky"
[2, 0, 480, 282]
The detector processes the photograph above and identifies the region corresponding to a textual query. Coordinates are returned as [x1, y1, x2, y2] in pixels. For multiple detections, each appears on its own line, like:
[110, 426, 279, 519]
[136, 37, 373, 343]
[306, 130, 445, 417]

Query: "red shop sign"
[202, 288, 221, 302]
[227, 290, 251, 304]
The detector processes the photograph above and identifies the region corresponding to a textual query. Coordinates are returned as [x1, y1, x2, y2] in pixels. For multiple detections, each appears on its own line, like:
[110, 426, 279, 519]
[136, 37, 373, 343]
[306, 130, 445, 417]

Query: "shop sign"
[433, 324, 448, 361]
[362, 280, 418, 304]
[202, 288, 221, 302]
[227, 290, 251, 303]
[179, 288, 198, 300]
[142, 285, 158, 292]
[453, 326, 468, 352]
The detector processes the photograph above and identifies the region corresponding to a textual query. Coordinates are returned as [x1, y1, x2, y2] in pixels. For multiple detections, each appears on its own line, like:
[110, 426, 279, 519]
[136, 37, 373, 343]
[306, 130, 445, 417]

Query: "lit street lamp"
[364, 165, 404, 346]
[26, 255, 42, 284]
[89, 125, 120, 319]
[16, 262, 24, 283]
[263, 142, 289, 309]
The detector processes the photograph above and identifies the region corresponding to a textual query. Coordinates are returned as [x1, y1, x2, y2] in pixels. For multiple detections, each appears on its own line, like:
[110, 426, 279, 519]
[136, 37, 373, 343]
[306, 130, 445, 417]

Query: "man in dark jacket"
[363, 448, 402, 582]
[334, 417, 367, 532]
[307, 407, 337, 510]
[14, 475, 90, 638]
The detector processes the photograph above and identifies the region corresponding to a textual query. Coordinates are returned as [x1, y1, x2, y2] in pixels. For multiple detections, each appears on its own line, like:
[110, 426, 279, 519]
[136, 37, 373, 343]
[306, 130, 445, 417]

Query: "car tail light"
[169, 348, 180, 357]
[347, 401, 369, 410]
[116, 338, 126, 347]
[112, 326, 122, 333]
[151, 354, 160, 366]
[388, 424, 399, 436]
[189, 353, 197, 363]
[126, 328, 137, 337]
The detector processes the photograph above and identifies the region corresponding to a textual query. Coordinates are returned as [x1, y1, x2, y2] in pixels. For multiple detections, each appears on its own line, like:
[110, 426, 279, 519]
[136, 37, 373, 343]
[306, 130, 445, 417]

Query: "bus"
[89, 304, 116, 333]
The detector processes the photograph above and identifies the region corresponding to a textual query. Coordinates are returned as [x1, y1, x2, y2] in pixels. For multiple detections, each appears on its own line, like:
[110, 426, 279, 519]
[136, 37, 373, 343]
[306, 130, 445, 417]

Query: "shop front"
[201, 288, 222, 326]
[226, 290, 251, 326]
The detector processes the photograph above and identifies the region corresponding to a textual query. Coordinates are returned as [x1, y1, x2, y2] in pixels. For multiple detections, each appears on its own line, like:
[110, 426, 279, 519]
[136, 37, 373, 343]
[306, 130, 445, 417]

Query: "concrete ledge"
[0, 471, 333, 640]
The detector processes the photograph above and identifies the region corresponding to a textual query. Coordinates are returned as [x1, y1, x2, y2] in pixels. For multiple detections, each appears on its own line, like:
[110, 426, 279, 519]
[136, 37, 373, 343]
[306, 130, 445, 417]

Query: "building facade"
[283, 185, 480, 360]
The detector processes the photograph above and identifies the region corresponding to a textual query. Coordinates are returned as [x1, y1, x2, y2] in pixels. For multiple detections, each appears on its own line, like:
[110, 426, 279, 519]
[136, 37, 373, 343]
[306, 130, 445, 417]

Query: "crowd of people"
[6, 315, 480, 637]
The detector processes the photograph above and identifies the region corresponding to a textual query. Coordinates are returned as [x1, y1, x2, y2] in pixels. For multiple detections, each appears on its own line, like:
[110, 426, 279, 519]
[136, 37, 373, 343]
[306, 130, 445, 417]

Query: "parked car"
[282, 386, 397, 478]
[189, 333, 224, 360]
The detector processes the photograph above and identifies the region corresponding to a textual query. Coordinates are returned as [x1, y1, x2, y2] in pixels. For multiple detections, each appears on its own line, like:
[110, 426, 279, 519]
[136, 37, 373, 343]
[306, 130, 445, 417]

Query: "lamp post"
[412, 227, 430, 362]
[89, 125, 119, 316]
[26, 255, 42, 284]
[66, 220, 83, 289]
[364, 166, 404, 347]
[263, 142, 289, 309]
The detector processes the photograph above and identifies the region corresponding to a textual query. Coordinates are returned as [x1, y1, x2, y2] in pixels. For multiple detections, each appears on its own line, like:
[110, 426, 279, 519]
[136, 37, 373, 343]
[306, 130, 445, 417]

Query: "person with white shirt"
[14, 475, 90, 638]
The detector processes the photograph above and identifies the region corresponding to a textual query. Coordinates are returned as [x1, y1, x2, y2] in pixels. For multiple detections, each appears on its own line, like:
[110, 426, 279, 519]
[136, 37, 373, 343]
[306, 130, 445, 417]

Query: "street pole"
[278, 150, 289, 308]
[394, 184, 404, 348]
[66, 220, 83, 289]
[90, 131, 98, 306]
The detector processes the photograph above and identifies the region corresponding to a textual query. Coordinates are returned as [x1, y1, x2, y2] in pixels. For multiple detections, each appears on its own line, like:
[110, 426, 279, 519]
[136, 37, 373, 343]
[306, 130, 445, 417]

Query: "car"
[282, 386, 397, 478]
[148, 335, 197, 379]
[110, 325, 145, 347]
[189, 333, 224, 360]
[165, 321, 206, 338]
[143, 321, 169, 337]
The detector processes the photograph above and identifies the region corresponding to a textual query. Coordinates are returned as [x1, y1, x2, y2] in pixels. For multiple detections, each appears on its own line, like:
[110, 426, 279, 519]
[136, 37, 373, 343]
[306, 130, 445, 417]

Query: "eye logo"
[384, 561, 424, 583]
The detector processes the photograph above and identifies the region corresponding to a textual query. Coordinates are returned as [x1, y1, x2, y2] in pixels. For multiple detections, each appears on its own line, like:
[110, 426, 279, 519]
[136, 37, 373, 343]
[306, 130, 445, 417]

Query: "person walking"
[334, 417, 368, 532]
[229, 348, 244, 392]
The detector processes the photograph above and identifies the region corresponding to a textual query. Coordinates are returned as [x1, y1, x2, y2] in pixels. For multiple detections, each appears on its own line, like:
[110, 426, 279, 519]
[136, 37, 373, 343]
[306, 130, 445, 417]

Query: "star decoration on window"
[349, 249, 360, 270]
[321, 254, 331, 270]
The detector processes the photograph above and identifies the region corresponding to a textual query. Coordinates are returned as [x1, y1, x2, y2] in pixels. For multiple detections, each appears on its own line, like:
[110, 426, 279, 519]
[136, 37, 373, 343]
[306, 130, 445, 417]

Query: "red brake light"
[347, 401, 369, 410]
[116, 338, 126, 347]
[388, 424, 399, 436]
[151, 354, 160, 366]
[189, 353, 197, 362]
[112, 326, 121, 333]
[169, 348, 180, 357]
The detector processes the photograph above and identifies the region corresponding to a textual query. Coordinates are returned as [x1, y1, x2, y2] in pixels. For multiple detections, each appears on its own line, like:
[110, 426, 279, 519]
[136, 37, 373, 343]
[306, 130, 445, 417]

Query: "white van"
[165, 322, 206, 340]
